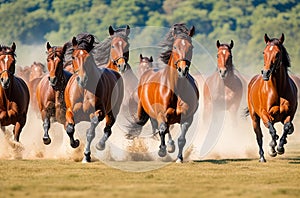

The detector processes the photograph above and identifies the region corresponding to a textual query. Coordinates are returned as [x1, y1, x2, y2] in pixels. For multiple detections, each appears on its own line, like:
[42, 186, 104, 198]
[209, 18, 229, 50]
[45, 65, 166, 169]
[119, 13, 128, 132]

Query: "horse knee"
[178, 136, 186, 148]
[284, 122, 294, 135]
[86, 128, 95, 142]
[66, 123, 74, 135]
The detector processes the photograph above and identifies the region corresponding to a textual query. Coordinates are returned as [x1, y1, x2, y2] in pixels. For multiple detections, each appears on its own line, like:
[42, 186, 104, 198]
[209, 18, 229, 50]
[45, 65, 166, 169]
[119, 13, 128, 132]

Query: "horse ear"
[72, 37, 78, 47]
[150, 56, 153, 62]
[125, 25, 130, 36]
[46, 42, 51, 51]
[109, 26, 115, 36]
[280, 33, 285, 44]
[264, 33, 270, 44]
[230, 40, 234, 49]
[140, 54, 143, 60]
[189, 26, 195, 37]
[11, 42, 16, 52]
[216, 40, 220, 48]
[62, 42, 68, 54]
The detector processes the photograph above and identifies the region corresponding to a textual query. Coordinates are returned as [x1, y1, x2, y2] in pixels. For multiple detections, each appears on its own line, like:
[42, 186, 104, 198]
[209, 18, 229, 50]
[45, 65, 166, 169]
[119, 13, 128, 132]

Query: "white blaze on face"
[4, 55, 8, 66]
[269, 46, 273, 51]
[181, 40, 185, 46]
[222, 50, 226, 55]
[119, 41, 122, 46]
[80, 50, 84, 55]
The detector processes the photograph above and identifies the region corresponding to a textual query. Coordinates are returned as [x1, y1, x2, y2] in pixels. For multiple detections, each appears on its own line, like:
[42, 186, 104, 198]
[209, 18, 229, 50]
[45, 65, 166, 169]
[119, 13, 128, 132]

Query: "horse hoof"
[175, 158, 183, 163]
[277, 146, 285, 155]
[71, 139, 80, 148]
[167, 140, 175, 153]
[268, 150, 277, 157]
[259, 158, 266, 163]
[43, 137, 51, 145]
[96, 142, 105, 151]
[158, 145, 167, 157]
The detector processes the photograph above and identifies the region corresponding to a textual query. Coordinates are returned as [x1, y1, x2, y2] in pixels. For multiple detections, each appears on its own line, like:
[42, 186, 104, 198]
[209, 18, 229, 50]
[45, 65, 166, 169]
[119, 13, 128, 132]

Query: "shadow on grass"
[193, 158, 253, 164]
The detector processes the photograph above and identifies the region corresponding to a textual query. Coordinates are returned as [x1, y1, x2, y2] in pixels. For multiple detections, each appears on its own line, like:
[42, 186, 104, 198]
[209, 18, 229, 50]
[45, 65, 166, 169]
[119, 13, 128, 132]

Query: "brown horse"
[203, 40, 243, 122]
[0, 42, 30, 142]
[36, 42, 72, 145]
[64, 36, 124, 162]
[136, 24, 199, 162]
[246, 33, 297, 162]
[138, 54, 153, 78]
[93, 25, 143, 139]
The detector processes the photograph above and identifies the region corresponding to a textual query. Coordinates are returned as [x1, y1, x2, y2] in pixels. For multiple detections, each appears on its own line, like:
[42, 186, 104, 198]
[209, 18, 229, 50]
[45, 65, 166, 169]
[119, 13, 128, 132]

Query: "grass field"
[1, 140, 300, 198]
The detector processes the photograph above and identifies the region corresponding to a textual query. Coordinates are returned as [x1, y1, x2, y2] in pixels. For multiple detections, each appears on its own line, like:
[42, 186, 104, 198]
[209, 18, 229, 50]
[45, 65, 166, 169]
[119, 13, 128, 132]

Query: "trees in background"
[0, 0, 299, 72]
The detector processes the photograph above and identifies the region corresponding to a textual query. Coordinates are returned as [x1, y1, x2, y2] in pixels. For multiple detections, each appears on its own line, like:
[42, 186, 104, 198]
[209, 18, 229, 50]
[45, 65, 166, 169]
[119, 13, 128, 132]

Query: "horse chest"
[0, 101, 18, 124]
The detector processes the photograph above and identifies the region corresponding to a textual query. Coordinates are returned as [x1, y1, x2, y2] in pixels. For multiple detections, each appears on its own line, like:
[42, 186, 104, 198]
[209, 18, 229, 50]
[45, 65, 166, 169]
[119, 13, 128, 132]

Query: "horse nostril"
[178, 68, 182, 72]
[77, 76, 80, 82]
[0, 78, 3, 82]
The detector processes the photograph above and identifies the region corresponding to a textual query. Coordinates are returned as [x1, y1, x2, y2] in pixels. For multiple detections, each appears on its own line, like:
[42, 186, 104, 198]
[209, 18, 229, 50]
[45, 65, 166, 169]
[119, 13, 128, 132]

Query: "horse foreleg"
[82, 112, 100, 163]
[267, 121, 278, 157]
[65, 108, 80, 148]
[277, 119, 294, 155]
[176, 120, 192, 163]
[96, 111, 112, 151]
[42, 117, 51, 145]
[251, 114, 266, 162]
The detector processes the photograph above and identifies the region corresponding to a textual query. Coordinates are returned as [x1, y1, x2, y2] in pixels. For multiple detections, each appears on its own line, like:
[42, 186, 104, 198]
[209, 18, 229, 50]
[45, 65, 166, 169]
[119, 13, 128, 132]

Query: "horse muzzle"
[261, 69, 271, 81]
[0, 77, 10, 89]
[48, 76, 57, 86]
[117, 63, 127, 73]
[218, 68, 227, 79]
[77, 75, 88, 88]
[177, 66, 189, 78]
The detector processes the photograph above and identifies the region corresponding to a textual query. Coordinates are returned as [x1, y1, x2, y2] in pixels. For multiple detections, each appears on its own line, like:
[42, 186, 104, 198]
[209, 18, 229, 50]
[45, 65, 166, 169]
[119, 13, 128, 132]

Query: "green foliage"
[0, 0, 299, 72]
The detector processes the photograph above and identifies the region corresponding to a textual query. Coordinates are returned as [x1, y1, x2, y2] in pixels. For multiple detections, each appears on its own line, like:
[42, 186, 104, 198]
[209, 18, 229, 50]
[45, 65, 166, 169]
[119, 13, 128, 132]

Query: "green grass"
[1, 144, 300, 198]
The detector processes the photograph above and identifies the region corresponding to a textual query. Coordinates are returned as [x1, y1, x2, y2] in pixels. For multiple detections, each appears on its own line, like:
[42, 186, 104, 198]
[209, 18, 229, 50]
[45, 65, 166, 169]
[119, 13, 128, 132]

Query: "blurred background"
[0, 0, 299, 75]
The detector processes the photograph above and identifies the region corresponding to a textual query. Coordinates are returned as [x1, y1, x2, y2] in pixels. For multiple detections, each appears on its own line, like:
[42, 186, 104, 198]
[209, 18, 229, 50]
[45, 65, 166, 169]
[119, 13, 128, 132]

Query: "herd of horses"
[0, 23, 298, 163]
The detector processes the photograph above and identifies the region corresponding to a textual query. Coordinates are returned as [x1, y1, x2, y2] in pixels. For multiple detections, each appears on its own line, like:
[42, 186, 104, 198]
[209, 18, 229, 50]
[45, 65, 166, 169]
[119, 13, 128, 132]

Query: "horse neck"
[165, 55, 179, 90]
[272, 65, 289, 92]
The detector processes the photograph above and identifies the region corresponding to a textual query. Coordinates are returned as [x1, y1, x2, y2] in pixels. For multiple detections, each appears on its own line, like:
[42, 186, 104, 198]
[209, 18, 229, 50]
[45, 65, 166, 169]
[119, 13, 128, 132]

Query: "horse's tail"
[241, 107, 250, 119]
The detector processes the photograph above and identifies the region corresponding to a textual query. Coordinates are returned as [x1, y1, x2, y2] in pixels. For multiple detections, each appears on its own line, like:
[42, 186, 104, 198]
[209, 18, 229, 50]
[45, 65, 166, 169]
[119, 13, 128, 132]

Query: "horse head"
[46, 42, 66, 86]
[71, 36, 91, 88]
[108, 25, 130, 73]
[171, 25, 194, 78]
[216, 40, 234, 79]
[0, 42, 16, 89]
[138, 54, 153, 75]
[262, 33, 285, 81]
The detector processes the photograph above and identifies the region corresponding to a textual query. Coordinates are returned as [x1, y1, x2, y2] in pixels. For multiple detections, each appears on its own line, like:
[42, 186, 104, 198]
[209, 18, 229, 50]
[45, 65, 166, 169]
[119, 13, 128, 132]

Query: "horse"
[203, 40, 243, 122]
[36, 42, 72, 145]
[138, 54, 153, 78]
[92, 25, 143, 139]
[0, 42, 30, 142]
[136, 23, 199, 162]
[246, 33, 297, 162]
[64, 36, 124, 162]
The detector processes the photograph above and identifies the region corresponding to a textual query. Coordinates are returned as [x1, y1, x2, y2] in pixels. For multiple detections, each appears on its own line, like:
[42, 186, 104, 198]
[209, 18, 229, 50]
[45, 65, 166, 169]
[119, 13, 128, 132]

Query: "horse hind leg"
[167, 132, 175, 153]
[277, 122, 294, 155]
[96, 111, 114, 151]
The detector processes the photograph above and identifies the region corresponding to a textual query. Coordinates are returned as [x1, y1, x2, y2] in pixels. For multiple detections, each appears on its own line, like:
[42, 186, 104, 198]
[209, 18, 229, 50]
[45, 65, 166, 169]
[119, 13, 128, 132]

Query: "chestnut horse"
[138, 54, 153, 78]
[246, 33, 297, 162]
[36, 42, 72, 145]
[64, 36, 124, 162]
[93, 25, 143, 139]
[136, 24, 199, 162]
[0, 42, 30, 142]
[203, 40, 243, 122]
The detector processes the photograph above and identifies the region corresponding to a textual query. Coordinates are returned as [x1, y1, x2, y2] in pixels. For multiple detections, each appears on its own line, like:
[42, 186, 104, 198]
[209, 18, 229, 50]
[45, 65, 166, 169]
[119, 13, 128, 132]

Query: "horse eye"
[173, 46, 177, 50]
[111, 45, 115, 49]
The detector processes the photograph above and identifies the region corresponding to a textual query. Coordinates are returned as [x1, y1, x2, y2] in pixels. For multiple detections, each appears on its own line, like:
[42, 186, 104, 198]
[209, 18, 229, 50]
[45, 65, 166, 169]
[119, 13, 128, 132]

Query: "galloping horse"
[0, 42, 30, 142]
[64, 36, 124, 162]
[247, 33, 297, 162]
[203, 40, 243, 122]
[36, 42, 72, 145]
[138, 54, 153, 78]
[93, 25, 142, 139]
[136, 24, 199, 162]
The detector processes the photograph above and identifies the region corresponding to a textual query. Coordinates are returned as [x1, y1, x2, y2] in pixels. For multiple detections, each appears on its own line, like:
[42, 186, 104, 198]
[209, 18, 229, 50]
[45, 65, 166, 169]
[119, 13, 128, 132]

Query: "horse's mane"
[91, 28, 130, 67]
[159, 23, 193, 64]
[269, 38, 291, 68]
